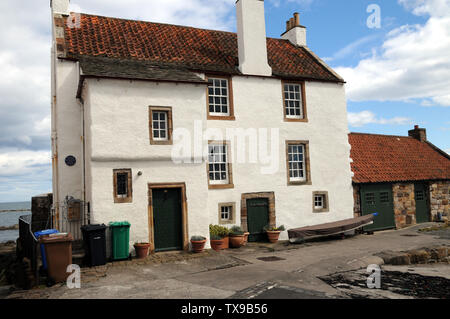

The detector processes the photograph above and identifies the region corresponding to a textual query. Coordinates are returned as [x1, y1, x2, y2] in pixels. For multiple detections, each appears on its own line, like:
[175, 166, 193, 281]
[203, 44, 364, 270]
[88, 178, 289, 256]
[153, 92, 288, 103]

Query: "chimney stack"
[408, 125, 427, 142]
[50, 0, 70, 15]
[281, 12, 307, 47]
[236, 0, 272, 77]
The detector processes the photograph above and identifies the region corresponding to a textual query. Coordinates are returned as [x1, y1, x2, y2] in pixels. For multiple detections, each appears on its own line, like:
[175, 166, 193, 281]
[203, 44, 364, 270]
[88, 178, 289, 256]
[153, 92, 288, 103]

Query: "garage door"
[360, 184, 395, 231]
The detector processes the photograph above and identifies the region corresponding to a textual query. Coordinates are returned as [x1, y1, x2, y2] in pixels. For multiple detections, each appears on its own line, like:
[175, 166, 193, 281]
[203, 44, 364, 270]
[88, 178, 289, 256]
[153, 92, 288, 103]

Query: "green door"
[153, 188, 183, 252]
[247, 198, 269, 242]
[360, 184, 395, 231]
[414, 183, 430, 223]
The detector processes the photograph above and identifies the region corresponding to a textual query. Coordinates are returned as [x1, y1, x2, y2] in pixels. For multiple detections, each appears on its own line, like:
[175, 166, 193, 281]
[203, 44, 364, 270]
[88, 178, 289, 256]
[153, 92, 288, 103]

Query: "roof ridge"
[74, 12, 284, 41]
[349, 132, 413, 139]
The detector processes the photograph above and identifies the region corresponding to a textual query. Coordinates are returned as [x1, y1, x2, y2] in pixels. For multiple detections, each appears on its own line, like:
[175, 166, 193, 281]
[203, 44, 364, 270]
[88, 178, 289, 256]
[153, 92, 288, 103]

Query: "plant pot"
[243, 232, 250, 245]
[266, 231, 281, 243]
[134, 243, 150, 259]
[223, 236, 230, 249]
[229, 235, 245, 248]
[191, 239, 206, 253]
[210, 238, 226, 251]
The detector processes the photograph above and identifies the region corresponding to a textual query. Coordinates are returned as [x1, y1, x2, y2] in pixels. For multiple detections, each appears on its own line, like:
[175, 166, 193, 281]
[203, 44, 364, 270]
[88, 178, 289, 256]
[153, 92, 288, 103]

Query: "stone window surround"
[281, 80, 308, 122]
[113, 169, 133, 203]
[206, 74, 235, 121]
[313, 191, 329, 213]
[285, 140, 312, 186]
[149, 106, 173, 145]
[218, 202, 236, 225]
[240, 192, 276, 233]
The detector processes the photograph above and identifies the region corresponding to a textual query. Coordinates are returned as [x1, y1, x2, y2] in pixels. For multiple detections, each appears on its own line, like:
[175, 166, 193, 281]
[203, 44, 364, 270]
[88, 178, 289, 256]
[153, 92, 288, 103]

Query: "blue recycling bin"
[34, 229, 59, 269]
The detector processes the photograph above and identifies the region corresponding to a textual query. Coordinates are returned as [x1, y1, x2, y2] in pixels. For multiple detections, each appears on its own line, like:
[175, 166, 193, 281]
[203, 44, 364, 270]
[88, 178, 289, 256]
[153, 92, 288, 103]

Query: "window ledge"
[284, 118, 308, 123]
[207, 115, 236, 121]
[209, 184, 235, 190]
[287, 181, 312, 186]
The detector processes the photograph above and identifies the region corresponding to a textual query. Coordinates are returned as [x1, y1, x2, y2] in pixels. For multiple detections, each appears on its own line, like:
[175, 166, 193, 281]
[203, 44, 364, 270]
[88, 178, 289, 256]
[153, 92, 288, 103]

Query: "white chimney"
[51, 0, 70, 15]
[281, 12, 307, 47]
[236, 0, 272, 77]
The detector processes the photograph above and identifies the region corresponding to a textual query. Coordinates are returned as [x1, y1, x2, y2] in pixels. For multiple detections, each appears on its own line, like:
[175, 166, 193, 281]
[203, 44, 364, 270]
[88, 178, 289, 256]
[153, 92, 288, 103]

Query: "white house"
[50, 0, 354, 254]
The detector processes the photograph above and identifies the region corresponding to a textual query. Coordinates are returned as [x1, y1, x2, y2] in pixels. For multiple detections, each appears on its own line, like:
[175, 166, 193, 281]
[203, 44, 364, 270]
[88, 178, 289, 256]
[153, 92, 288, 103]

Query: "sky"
[0, 0, 449, 202]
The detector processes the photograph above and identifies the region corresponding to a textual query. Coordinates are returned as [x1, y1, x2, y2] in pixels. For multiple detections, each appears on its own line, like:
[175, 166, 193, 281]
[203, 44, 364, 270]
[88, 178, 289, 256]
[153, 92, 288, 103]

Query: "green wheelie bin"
[109, 221, 131, 260]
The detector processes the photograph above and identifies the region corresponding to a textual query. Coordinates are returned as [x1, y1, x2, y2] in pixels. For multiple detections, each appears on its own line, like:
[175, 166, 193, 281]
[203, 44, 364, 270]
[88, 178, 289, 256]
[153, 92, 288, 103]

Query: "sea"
[0, 201, 31, 243]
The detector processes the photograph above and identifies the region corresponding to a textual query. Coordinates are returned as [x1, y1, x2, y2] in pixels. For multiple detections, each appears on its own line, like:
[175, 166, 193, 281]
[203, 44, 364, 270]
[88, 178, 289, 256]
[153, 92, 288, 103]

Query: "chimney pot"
[294, 12, 300, 26]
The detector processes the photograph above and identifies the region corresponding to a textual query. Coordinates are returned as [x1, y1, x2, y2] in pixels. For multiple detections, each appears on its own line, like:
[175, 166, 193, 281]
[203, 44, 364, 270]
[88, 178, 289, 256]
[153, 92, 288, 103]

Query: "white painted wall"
[79, 75, 354, 248]
[282, 26, 307, 47]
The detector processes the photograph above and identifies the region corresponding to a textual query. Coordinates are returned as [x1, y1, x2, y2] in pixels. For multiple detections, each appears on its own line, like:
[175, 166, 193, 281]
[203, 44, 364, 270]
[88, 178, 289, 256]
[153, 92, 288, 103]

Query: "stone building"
[349, 126, 450, 231]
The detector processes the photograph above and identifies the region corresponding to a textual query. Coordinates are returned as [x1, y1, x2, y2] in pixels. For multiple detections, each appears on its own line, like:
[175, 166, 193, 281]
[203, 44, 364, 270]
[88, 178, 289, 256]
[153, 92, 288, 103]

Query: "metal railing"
[18, 214, 39, 287]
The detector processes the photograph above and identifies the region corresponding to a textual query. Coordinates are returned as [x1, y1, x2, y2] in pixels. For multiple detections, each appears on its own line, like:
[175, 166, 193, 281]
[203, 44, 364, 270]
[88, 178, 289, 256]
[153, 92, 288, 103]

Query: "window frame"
[113, 169, 133, 203]
[313, 191, 329, 213]
[218, 202, 236, 225]
[207, 140, 234, 189]
[149, 106, 173, 145]
[285, 140, 311, 186]
[281, 80, 307, 122]
[206, 75, 235, 121]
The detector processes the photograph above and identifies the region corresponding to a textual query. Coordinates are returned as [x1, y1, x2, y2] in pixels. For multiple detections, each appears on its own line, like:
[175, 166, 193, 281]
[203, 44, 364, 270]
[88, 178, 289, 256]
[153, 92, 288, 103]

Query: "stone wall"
[31, 193, 53, 232]
[429, 181, 450, 221]
[392, 183, 416, 229]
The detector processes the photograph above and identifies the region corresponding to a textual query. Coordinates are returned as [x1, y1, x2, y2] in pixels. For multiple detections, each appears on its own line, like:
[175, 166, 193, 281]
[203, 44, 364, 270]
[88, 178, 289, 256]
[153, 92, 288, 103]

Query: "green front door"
[414, 183, 430, 223]
[360, 184, 395, 231]
[247, 198, 269, 242]
[153, 188, 183, 252]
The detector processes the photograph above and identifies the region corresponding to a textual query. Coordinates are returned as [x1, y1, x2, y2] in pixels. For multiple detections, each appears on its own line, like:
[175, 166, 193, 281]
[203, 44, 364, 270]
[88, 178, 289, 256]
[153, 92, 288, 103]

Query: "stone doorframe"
[148, 183, 189, 253]
[240, 192, 276, 232]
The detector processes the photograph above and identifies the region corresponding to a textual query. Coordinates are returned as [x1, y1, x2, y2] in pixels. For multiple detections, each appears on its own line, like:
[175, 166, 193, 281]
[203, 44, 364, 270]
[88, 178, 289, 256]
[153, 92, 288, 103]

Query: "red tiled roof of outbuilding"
[60, 13, 342, 82]
[349, 133, 450, 184]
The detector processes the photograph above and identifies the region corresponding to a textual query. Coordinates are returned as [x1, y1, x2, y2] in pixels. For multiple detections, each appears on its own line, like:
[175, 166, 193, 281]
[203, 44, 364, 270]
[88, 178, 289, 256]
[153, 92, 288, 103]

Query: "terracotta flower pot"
[134, 243, 151, 259]
[266, 231, 281, 243]
[210, 238, 226, 251]
[191, 239, 206, 253]
[222, 236, 230, 249]
[243, 232, 250, 245]
[229, 235, 245, 248]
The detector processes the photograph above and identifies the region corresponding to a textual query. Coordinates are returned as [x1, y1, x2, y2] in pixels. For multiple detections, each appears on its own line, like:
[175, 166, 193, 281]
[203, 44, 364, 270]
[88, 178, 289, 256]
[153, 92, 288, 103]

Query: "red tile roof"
[61, 13, 342, 82]
[349, 133, 450, 184]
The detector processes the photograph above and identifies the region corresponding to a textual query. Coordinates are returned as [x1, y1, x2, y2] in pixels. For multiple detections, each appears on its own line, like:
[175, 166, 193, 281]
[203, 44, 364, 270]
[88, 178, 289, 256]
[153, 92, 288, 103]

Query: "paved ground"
[3, 223, 450, 299]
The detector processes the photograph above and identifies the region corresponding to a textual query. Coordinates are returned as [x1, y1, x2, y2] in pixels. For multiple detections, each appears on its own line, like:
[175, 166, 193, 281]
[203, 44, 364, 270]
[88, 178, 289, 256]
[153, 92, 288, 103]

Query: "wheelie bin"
[109, 221, 131, 260]
[39, 233, 73, 285]
[34, 229, 59, 271]
[80, 224, 107, 267]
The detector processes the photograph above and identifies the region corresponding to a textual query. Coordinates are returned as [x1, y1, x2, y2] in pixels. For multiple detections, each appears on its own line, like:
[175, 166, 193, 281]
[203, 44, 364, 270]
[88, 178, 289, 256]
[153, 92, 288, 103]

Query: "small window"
[149, 106, 173, 145]
[365, 193, 375, 206]
[415, 191, 424, 201]
[313, 191, 329, 213]
[286, 141, 310, 185]
[206, 76, 234, 120]
[207, 141, 233, 189]
[218, 203, 236, 224]
[283, 82, 306, 121]
[380, 192, 389, 203]
[113, 169, 132, 203]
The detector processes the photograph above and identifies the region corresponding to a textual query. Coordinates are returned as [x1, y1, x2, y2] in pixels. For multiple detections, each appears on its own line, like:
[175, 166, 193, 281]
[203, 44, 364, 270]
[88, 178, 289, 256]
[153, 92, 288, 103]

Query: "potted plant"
[243, 232, 250, 245]
[209, 225, 229, 251]
[229, 226, 245, 248]
[134, 242, 151, 259]
[263, 225, 286, 243]
[190, 236, 207, 253]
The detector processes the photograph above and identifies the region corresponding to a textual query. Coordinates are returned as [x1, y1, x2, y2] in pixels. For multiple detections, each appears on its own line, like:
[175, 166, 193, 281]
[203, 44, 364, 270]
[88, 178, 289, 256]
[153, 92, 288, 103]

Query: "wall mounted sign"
[65, 155, 76, 166]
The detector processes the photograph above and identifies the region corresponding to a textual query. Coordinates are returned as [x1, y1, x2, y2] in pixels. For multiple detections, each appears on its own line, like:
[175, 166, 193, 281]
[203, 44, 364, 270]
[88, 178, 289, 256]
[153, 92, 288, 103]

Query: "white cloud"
[335, 0, 450, 106]
[348, 110, 411, 127]
[268, 0, 314, 8]
[323, 35, 379, 62]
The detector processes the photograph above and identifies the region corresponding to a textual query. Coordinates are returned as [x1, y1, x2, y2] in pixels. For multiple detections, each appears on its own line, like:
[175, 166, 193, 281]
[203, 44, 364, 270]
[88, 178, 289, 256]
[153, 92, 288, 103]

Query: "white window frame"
[287, 144, 306, 182]
[208, 78, 230, 116]
[220, 206, 232, 222]
[284, 83, 303, 119]
[208, 143, 229, 185]
[314, 194, 325, 210]
[152, 110, 169, 141]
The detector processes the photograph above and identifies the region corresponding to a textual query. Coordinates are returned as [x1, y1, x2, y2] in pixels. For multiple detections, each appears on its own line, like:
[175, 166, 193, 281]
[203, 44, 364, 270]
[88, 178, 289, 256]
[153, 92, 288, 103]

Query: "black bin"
[80, 224, 107, 267]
